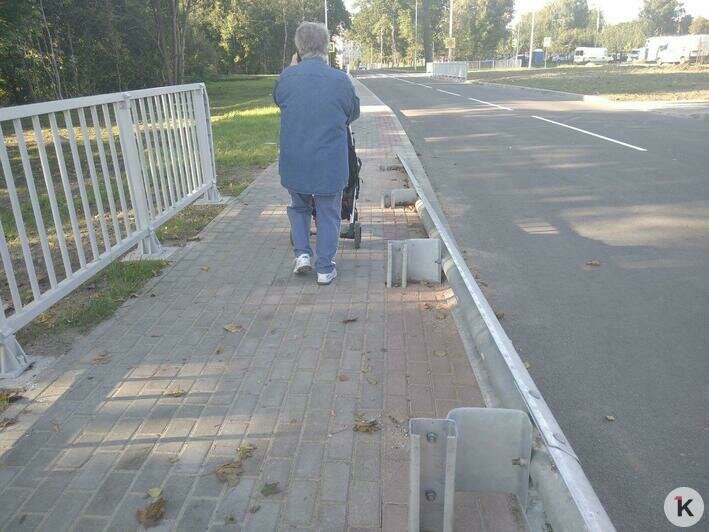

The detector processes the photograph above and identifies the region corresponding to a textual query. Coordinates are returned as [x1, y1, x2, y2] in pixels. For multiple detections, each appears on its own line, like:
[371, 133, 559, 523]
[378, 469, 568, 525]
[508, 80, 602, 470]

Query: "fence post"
[193, 84, 222, 203]
[116, 93, 162, 256]
[0, 302, 32, 379]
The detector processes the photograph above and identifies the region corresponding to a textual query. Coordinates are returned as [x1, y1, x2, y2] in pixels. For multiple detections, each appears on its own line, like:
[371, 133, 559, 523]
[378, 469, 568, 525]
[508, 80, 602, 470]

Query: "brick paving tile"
[0, 75, 513, 531]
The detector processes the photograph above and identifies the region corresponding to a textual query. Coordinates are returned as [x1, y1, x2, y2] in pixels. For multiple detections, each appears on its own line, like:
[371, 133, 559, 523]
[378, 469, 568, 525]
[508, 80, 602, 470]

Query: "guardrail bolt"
[425, 490, 437, 501]
[426, 432, 438, 443]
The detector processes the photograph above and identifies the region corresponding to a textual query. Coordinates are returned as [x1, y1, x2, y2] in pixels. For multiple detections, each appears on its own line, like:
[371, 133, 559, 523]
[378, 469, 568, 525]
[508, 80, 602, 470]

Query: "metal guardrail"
[469, 58, 522, 70]
[431, 62, 468, 81]
[0, 83, 221, 377]
[396, 151, 615, 531]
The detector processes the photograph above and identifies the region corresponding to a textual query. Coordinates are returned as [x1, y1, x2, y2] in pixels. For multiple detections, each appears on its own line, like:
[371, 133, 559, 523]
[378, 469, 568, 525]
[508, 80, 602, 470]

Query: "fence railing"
[0, 83, 221, 377]
[430, 62, 468, 81]
[469, 58, 522, 71]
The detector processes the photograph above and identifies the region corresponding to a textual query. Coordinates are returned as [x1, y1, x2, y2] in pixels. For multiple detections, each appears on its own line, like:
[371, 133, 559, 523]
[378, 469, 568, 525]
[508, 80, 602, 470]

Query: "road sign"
[543, 37, 552, 48]
[444, 37, 456, 49]
[328, 42, 336, 53]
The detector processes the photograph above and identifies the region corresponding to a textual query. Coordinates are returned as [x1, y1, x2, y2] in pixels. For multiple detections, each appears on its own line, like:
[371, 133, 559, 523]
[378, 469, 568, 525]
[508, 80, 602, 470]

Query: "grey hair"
[295, 22, 329, 60]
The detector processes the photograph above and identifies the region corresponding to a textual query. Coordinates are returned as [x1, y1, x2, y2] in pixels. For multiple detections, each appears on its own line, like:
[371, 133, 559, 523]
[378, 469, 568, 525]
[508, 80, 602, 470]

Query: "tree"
[689, 16, 709, 34]
[600, 21, 647, 52]
[640, 0, 684, 36]
[451, 0, 514, 60]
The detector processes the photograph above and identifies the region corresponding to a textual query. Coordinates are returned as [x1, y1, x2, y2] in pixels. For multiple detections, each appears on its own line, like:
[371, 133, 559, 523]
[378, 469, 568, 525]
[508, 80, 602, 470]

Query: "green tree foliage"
[452, 0, 514, 60]
[0, 0, 348, 105]
[640, 0, 685, 36]
[600, 21, 648, 52]
[688, 16, 709, 34]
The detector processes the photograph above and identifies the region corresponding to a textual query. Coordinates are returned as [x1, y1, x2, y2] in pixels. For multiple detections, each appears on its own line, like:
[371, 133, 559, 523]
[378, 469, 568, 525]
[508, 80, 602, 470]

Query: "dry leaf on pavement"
[201, 266, 210, 272]
[223, 323, 244, 333]
[586, 260, 601, 267]
[147, 487, 162, 498]
[337, 374, 349, 382]
[215, 461, 242, 487]
[136, 496, 166, 528]
[434, 350, 447, 358]
[0, 417, 17, 429]
[342, 317, 358, 324]
[353, 413, 381, 433]
[361, 366, 371, 374]
[605, 415, 616, 422]
[494, 310, 505, 320]
[367, 378, 378, 385]
[91, 352, 111, 365]
[249, 505, 261, 514]
[260, 482, 281, 496]
[524, 361, 531, 369]
[165, 388, 186, 398]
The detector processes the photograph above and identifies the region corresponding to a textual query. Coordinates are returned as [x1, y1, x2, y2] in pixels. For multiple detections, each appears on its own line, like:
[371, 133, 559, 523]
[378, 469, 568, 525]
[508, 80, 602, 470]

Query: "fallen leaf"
[367, 377, 378, 385]
[494, 310, 505, 320]
[605, 415, 616, 422]
[225, 515, 236, 524]
[434, 350, 447, 358]
[248, 505, 261, 514]
[168, 456, 180, 463]
[201, 266, 210, 272]
[0, 417, 17, 429]
[187, 236, 201, 242]
[353, 413, 381, 433]
[435, 313, 447, 321]
[224, 323, 244, 333]
[91, 352, 111, 365]
[136, 496, 166, 528]
[52, 421, 60, 432]
[478, 280, 488, 287]
[524, 361, 531, 369]
[260, 482, 281, 496]
[337, 374, 349, 382]
[342, 317, 358, 324]
[361, 366, 371, 374]
[237, 442, 256, 459]
[586, 260, 601, 267]
[423, 303, 432, 310]
[215, 461, 242, 487]
[165, 388, 186, 398]
[147, 487, 162, 498]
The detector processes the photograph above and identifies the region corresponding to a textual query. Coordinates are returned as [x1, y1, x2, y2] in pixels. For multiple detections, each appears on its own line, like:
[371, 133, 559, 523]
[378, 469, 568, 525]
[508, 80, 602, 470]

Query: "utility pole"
[324, 0, 328, 33]
[414, 0, 418, 69]
[380, 26, 384, 66]
[595, 7, 600, 46]
[447, 0, 453, 61]
[514, 23, 520, 65]
[528, 9, 536, 69]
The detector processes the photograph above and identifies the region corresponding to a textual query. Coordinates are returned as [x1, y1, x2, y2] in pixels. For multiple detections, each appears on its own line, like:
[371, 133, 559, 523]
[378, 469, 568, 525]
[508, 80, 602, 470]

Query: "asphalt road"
[357, 71, 709, 531]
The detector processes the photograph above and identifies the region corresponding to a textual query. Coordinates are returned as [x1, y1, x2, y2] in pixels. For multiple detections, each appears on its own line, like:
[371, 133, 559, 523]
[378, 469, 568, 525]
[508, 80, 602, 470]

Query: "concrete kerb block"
[387, 239, 442, 288]
[381, 188, 418, 209]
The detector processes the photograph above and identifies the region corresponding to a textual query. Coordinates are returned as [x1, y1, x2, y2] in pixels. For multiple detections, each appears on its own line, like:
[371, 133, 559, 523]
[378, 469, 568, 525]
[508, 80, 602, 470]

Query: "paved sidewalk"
[0, 80, 513, 531]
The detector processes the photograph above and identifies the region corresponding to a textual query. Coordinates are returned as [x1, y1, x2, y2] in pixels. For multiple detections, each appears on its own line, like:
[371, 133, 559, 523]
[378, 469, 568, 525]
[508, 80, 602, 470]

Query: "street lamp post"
[414, 0, 418, 69]
[324, 0, 328, 32]
[380, 26, 384, 66]
[528, 9, 536, 69]
[448, 0, 453, 61]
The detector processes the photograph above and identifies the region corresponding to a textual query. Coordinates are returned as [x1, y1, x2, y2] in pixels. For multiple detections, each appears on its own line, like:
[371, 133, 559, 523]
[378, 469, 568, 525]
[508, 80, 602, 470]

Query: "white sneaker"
[317, 268, 337, 285]
[294, 254, 312, 274]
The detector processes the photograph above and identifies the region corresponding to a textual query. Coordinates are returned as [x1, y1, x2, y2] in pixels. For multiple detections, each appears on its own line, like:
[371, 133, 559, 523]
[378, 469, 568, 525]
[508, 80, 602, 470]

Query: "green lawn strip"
[16, 260, 167, 345]
[467, 65, 709, 101]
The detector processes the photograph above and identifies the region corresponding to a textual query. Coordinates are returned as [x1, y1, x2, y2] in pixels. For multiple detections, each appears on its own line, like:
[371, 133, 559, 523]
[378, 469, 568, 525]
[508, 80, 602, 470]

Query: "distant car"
[628, 49, 641, 62]
[357, 65, 367, 71]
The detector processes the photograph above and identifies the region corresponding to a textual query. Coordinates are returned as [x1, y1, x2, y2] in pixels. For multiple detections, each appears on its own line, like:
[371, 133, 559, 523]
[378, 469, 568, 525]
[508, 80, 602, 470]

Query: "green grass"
[17, 260, 167, 345]
[467, 64, 709, 101]
[155, 204, 225, 244]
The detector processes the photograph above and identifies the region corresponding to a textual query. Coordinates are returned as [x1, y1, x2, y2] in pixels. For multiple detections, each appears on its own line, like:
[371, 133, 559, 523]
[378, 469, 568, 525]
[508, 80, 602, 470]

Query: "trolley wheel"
[354, 223, 362, 249]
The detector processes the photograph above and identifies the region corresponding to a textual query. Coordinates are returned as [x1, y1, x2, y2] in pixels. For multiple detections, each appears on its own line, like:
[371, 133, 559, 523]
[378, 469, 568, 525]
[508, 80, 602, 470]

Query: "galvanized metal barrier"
[469, 58, 523, 71]
[0, 83, 221, 377]
[396, 150, 616, 531]
[431, 62, 468, 82]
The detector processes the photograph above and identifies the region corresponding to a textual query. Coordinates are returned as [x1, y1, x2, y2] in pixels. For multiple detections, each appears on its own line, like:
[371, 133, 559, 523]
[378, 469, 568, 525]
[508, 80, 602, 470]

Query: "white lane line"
[467, 97, 513, 111]
[416, 83, 433, 89]
[437, 89, 461, 96]
[532, 115, 647, 152]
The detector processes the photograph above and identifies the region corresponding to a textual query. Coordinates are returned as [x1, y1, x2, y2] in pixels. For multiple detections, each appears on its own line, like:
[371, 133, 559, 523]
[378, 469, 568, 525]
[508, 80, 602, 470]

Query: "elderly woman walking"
[274, 21, 360, 285]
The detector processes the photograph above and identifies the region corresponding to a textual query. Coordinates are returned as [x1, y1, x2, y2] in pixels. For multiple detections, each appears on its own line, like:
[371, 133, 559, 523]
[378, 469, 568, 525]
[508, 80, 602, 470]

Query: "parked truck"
[643, 34, 709, 64]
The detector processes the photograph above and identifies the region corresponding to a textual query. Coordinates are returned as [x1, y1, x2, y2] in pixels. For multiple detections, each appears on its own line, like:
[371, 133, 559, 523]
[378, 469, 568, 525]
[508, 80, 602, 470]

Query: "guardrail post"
[0, 302, 32, 379]
[193, 84, 222, 203]
[116, 93, 162, 257]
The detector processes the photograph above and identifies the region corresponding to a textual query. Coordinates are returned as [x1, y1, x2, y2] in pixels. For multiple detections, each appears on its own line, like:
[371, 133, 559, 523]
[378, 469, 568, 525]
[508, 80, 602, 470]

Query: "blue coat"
[274, 58, 360, 195]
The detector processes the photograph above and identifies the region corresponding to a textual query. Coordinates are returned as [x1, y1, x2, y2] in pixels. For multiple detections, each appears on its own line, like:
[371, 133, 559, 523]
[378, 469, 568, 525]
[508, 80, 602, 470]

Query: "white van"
[647, 34, 709, 64]
[573, 47, 610, 64]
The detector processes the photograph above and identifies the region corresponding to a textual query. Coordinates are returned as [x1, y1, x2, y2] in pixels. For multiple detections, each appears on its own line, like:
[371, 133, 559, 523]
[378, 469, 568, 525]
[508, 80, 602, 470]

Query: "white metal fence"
[0, 83, 220, 377]
[468, 58, 522, 71]
[431, 62, 468, 81]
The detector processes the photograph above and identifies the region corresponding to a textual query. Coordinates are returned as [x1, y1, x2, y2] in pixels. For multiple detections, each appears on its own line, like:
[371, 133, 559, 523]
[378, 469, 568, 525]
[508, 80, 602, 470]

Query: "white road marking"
[467, 97, 513, 111]
[532, 115, 648, 152]
[437, 89, 461, 96]
[417, 83, 433, 89]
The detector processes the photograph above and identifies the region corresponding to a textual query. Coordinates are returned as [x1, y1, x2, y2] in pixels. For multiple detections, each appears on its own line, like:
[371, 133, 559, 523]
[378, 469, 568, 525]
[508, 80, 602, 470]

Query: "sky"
[343, 0, 709, 25]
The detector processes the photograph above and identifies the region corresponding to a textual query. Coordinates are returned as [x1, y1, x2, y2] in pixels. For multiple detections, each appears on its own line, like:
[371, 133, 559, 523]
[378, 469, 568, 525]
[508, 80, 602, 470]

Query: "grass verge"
[467, 64, 709, 101]
[17, 260, 167, 349]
